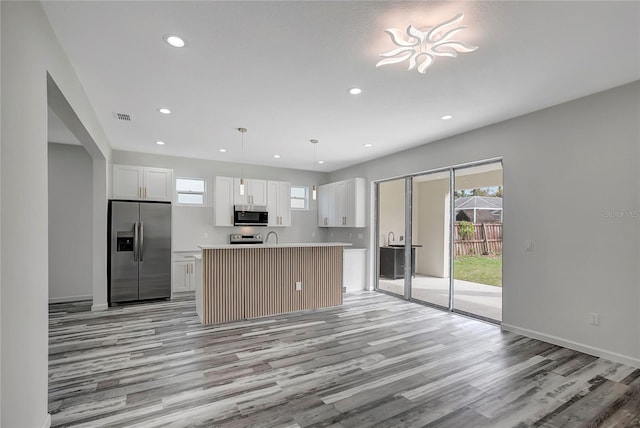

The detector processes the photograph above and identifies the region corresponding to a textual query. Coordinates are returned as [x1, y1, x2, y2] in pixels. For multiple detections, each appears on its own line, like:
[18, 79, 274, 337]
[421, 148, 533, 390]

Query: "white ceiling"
[43, 1, 639, 172]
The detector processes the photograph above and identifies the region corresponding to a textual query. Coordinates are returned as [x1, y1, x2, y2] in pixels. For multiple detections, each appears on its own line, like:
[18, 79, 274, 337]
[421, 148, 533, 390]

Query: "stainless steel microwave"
[233, 205, 269, 226]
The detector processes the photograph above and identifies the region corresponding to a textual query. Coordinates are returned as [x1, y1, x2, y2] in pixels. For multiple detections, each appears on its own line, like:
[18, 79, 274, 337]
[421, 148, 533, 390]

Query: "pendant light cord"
[241, 130, 244, 179]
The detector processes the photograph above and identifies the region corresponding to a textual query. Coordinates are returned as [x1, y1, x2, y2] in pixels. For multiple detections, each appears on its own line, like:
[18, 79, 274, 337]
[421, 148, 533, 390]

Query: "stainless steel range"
[229, 233, 264, 244]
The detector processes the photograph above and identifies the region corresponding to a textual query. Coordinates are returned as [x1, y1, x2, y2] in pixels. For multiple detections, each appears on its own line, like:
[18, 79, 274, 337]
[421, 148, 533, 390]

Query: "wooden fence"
[454, 223, 502, 256]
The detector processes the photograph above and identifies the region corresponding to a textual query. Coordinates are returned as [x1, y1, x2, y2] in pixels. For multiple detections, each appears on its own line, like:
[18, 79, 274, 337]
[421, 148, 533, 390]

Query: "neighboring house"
[455, 196, 503, 223]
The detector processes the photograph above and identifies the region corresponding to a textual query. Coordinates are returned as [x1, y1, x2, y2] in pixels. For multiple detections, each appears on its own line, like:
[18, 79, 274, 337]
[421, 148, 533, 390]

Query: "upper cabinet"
[267, 181, 291, 227]
[113, 165, 173, 202]
[318, 178, 366, 228]
[214, 176, 235, 227]
[318, 182, 336, 227]
[215, 177, 291, 227]
[233, 178, 267, 206]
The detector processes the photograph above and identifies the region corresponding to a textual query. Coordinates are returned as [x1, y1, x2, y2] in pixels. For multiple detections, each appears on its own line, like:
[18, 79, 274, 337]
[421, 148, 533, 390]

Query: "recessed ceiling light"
[318, 160, 325, 164]
[219, 149, 227, 153]
[441, 114, 453, 120]
[165, 35, 185, 48]
[273, 154, 281, 159]
[156, 141, 165, 145]
[158, 108, 171, 115]
[348, 88, 362, 95]
[364, 143, 373, 148]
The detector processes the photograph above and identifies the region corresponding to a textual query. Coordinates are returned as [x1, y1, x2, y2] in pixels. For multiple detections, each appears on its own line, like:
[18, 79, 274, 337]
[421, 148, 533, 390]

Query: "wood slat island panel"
[201, 245, 343, 324]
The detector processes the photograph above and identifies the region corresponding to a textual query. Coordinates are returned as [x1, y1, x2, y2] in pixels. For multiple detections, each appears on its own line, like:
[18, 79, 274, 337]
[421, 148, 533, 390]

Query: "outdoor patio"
[378, 275, 502, 322]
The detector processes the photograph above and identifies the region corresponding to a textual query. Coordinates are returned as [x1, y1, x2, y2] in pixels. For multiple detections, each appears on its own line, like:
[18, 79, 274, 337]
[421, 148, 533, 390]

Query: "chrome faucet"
[387, 231, 395, 245]
[265, 231, 279, 245]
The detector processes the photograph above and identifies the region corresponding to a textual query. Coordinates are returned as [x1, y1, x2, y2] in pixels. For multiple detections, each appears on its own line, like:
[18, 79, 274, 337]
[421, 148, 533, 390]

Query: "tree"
[471, 188, 489, 196]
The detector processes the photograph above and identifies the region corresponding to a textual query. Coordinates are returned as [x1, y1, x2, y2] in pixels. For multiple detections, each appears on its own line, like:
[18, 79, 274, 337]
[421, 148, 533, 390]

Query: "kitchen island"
[195, 243, 351, 324]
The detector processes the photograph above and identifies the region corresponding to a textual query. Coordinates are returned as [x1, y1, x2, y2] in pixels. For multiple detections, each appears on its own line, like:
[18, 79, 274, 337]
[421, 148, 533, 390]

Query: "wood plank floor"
[49, 292, 640, 427]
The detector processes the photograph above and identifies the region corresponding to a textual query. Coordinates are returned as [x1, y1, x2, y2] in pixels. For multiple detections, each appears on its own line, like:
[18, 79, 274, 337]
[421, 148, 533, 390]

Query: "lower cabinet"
[172, 252, 199, 293]
[379, 246, 416, 279]
[343, 248, 366, 292]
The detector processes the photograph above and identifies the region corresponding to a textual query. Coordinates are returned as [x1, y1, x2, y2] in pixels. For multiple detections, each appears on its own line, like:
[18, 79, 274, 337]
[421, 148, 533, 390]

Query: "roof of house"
[455, 196, 503, 211]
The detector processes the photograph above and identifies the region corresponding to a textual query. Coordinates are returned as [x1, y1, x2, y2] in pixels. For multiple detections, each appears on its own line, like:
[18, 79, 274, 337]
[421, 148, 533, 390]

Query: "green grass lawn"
[454, 255, 502, 287]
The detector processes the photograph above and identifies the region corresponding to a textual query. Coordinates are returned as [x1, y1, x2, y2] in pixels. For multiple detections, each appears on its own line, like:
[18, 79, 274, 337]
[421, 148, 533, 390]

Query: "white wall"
[1, 2, 111, 426]
[455, 169, 503, 191]
[48, 143, 93, 303]
[329, 82, 640, 367]
[111, 150, 330, 250]
[378, 180, 405, 246]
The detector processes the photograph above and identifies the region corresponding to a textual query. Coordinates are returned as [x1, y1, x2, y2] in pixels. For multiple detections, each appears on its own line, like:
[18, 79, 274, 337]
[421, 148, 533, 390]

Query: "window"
[290, 185, 309, 210]
[176, 177, 206, 205]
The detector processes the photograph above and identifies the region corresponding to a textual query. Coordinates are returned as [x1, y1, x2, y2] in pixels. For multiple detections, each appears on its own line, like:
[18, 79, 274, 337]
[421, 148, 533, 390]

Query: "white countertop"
[198, 242, 353, 250]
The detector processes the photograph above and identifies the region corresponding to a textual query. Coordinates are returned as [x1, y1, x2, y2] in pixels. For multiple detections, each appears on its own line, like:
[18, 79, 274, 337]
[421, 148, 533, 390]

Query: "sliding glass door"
[453, 163, 503, 322]
[409, 171, 451, 308]
[376, 178, 407, 298]
[374, 160, 503, 324]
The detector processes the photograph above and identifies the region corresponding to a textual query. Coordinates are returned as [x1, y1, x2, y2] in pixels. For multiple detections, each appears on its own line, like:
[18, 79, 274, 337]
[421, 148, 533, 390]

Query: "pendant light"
[238, 128, 247, 196]
[310, 139, 318, 200]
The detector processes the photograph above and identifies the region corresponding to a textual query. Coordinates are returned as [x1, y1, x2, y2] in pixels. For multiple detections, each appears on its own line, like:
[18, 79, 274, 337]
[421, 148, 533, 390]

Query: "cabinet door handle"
[144, 187, 147, 199]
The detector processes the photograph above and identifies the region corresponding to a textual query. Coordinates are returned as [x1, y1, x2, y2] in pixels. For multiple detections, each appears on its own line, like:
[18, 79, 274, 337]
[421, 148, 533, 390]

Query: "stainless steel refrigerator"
[108, 200, 171, 304]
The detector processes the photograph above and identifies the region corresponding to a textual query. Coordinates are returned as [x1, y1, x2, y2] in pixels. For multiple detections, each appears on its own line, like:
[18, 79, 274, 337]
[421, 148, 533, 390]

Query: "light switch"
[525, 240, 533, 251]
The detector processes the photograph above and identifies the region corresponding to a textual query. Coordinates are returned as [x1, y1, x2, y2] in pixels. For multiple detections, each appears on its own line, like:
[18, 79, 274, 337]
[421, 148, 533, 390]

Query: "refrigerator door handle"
[133, 221, 139, 261]
[139, 221, 144, 261]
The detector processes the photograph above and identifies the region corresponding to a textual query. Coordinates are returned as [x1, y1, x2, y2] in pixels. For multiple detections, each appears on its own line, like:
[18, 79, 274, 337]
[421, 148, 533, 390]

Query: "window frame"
[290, 185, 309, 211]
[175, 177, 207, 206]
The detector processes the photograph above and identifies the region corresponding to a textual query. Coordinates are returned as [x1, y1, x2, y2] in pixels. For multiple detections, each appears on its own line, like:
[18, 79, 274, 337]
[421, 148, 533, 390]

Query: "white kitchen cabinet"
[172, 261, 194, 293]
[337, 178, 366, 227]
[318, 178, 365, 228]
[343, 248, 367, 291]
[113, 165, 173, 202]
[143, 168, 173, 201]
[233, 178, 267, 206]
[267, 181, 291, 227]
[214, 176, 235, 227]
[172, 252, 199, 293]
[318, 182, 336, 227]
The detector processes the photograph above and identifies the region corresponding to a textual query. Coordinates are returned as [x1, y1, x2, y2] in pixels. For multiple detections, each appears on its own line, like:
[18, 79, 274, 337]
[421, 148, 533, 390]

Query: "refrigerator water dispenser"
[116, 232, 134, 252]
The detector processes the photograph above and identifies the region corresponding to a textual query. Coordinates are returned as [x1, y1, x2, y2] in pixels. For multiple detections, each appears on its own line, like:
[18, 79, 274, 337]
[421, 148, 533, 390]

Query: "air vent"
[112, 112, 131, 121]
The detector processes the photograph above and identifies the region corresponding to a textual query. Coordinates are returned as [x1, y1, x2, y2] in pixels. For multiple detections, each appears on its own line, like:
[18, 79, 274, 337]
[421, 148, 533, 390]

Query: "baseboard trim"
[49, 294, 93, 304]
[501, 323, 640, 369]
[40, 413, 51, 428]
[91, 303, 108, 312]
